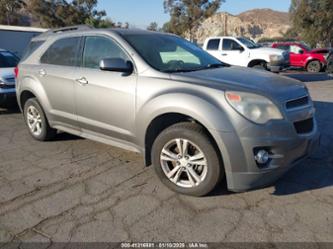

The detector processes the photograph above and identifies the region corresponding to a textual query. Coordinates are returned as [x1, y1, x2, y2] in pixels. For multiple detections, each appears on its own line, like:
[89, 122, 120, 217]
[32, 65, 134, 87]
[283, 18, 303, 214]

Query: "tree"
[0, 0, 26, 25]
[147, 22, 159, 31]
[27, 0, 114, 28]
[164, 0, 224, 41]
[290, 0, 333, 47]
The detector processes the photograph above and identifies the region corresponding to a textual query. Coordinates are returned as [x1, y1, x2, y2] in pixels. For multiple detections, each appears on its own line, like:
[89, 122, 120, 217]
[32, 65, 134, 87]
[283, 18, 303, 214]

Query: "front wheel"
[306, 60, 321, 73]
[24, 98, 57, 141]
[152, 123, 223, 197]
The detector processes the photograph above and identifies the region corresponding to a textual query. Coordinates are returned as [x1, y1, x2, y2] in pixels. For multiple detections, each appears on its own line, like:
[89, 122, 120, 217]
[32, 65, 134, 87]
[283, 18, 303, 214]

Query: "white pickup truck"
[203, 36, 289, 72]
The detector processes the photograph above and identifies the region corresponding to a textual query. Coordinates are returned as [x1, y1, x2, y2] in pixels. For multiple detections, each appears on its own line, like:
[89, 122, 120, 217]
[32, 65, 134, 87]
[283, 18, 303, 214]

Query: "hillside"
[192, 8, 291, 44]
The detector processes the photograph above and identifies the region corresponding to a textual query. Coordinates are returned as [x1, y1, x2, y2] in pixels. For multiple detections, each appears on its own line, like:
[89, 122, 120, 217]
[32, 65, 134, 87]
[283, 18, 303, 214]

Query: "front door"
[221, 38, 247, 66]
[75, 35, 137, 143]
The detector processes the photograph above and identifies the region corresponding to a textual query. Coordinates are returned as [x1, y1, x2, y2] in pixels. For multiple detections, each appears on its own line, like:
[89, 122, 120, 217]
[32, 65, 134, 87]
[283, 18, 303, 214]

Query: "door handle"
[221, 53, 227, 56]
[39, 69, 47, 77]
[76, 77, 88, 85]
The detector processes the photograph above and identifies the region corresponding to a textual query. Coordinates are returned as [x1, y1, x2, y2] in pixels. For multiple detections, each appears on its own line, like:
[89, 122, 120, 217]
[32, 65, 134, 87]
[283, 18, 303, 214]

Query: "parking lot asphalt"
[0, 76, 332, 244]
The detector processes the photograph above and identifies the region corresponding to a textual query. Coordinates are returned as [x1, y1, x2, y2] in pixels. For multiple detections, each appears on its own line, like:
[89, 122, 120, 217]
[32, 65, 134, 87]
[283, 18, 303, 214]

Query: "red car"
[272, 42, 331, 73]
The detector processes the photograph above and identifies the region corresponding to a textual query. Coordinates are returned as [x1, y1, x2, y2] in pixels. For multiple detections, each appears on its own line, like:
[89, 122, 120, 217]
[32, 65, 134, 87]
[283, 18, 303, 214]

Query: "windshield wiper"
[162, 68, 201, 73]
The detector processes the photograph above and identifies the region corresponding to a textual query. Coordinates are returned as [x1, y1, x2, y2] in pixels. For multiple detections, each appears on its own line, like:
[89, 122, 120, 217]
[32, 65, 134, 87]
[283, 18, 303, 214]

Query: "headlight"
[225, 91, 283, 124]
[269, 54, 283, 62]
[0, 79, 5, 88]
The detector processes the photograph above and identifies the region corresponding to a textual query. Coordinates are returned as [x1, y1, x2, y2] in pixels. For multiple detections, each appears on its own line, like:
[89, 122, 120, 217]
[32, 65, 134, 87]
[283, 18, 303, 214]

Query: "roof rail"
[38, 25, 93, 38]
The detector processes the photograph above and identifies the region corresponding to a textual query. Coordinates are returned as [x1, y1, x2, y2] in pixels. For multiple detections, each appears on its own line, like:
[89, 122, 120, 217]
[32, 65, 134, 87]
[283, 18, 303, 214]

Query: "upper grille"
[286, 96, 309, 109]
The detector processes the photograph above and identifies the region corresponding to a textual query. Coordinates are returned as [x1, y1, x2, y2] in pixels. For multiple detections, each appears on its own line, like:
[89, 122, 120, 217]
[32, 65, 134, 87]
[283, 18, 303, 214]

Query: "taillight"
[14, 67, 19, 78]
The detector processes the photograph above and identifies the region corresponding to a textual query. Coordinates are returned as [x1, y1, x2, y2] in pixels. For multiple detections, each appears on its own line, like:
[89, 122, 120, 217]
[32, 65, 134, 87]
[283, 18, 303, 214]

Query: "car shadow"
[272, 100, 333, 195]
[53, 132, 83, 142]
[0, 104, 21, 115]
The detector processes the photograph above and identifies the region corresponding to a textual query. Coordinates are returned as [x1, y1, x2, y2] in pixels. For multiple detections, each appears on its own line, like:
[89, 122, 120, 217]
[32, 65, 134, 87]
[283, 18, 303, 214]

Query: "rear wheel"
[152, 122, 223, 197]
[24, 98, 57, 141]
[306, 60, 321, 73]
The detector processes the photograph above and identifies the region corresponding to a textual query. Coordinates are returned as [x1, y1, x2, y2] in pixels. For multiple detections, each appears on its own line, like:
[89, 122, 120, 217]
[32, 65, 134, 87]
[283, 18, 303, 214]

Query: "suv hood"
[170, 66, 308, 102]
[251, 47, 284, 55]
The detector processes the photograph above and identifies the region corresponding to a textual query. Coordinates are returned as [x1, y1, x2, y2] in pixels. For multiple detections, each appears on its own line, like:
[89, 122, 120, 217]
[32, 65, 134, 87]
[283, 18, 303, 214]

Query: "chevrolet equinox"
[16, 26, 320, 196]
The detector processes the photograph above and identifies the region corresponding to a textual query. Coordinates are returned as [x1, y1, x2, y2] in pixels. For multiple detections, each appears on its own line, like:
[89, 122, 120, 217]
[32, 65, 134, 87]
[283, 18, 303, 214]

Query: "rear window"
[41, 37, 81, 67]
[0, 51, 19, 68]
[206, 39, 220, 50]
[21, 41, 45, 61]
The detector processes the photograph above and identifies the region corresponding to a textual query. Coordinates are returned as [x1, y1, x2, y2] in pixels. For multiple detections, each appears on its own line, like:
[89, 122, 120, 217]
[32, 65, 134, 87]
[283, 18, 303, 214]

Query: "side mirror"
[239, 47, 245, 52]
[100, 58, 133, 74]
[298, 50, 304, 54]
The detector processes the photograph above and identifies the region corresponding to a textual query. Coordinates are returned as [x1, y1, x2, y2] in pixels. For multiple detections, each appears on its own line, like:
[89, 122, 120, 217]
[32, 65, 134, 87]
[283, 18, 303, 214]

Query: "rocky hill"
[193, 8, 291, 44]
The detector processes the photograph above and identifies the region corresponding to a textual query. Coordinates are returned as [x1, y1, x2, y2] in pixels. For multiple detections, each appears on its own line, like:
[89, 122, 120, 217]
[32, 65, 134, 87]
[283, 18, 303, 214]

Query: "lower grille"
[294, 118, 314, 134]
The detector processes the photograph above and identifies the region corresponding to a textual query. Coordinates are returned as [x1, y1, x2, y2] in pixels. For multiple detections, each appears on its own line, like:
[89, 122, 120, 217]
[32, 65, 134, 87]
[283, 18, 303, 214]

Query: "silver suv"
[16, 26, 320, 196]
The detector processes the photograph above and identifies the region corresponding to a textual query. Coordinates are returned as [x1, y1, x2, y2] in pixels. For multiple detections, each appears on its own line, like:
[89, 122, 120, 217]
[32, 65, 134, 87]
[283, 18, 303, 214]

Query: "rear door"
[205, 38, 221, 60]
[74, 35, 137, 143]
[38, 36, 82, 130]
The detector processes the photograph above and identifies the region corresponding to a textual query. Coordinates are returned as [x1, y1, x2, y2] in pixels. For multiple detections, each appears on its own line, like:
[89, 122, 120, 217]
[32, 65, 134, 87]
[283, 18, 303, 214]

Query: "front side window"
[0, 51, 19, 68]
[290, 45, 303, 54]
[120, 33, 224, 73]
[223, 39, 243, 51]
[207, 39, 220, 50]
[83, 36, 129, 69]
[41, 37, 80, 66]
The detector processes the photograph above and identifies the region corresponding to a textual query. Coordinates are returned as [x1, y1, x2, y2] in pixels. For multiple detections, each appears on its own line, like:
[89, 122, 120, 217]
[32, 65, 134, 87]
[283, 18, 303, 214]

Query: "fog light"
[255, 150, 270, 164]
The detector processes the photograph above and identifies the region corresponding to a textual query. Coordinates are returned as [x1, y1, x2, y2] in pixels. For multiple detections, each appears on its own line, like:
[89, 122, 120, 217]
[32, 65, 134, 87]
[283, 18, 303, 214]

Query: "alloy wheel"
[160, 138, 208, 188]
[26, 105, 43, 136]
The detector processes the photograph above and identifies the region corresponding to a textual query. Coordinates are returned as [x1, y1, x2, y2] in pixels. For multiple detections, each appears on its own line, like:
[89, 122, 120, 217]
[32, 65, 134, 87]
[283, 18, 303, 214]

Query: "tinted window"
[22, 41, 45, 61]
[206, 39, 220, 50]
[0, 51, 19, 68]
[223, 39, 242, 51]
[83, 36, 129, 69]
[41, 37, 80, 66]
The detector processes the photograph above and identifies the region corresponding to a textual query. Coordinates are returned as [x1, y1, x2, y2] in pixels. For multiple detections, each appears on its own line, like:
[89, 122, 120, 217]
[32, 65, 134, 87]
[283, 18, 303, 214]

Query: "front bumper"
[268, 60, 290, 73]
[226, 129, 320, 192]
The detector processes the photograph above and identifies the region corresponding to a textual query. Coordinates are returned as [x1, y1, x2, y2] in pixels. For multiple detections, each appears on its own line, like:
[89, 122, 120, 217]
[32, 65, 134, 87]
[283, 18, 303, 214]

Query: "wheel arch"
[247, 59, 268, 68]
[136, 93, 234, 175]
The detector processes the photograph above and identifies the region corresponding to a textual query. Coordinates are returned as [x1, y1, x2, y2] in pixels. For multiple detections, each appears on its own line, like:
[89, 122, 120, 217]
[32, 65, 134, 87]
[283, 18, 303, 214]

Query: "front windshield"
[121, 33, 226, 73]
[237, 37, 260, 49]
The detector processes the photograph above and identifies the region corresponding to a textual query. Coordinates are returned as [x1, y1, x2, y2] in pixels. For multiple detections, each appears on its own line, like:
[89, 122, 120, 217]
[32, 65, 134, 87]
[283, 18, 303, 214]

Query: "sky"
[98, 0, 291, 28]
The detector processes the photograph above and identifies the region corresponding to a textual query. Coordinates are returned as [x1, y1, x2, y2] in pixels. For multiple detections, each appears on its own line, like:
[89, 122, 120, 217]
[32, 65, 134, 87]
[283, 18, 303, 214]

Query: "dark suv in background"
[0, 49, 19, 106]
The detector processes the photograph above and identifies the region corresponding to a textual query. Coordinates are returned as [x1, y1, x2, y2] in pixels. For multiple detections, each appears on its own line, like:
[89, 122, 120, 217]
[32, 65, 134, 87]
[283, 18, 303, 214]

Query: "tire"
[152, 122, 223, 197]
[23, 98, 57, 141]
[251, 62, 267, 71]
[306, 60, 321, 73]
